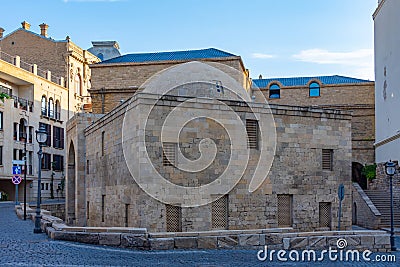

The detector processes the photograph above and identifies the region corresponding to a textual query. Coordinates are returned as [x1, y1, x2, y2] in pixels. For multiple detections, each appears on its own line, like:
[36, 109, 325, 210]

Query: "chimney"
[39, 23, 49, 37]
[0, 28, 4, 38]
[259, 74, 263, 79]
[21, 21, 31, 30]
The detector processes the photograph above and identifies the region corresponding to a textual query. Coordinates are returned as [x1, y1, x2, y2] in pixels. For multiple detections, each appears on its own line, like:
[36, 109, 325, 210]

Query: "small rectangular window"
[87, 201, 90, 222]
[13, 122, 18, 140]
[212, 195, 229, 230]
[41, 153, 51, 170]
[166, 204, 182, 232]
[0, 111, 3, 130]
[101, 195, 105, 222]
[101, 131, 105, 156]
[246, 119, 259, 149]
[53, 126, 64, 149]
[319, 202, 332, 229]
[86, 160, 90, 174]
[163, 143, 176, 166]
[277, 194, 293, 227]
[39, 122, 51, 147]
[0, 146, 3, 165]
[45, 183, 49, 191]
[322, 149, 333, 170]
[53, 155, 64, 171]
[125, 204, 129, 227]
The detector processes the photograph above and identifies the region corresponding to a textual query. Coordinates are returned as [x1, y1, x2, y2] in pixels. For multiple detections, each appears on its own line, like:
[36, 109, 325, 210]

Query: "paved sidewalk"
[1, 202, 399, 266]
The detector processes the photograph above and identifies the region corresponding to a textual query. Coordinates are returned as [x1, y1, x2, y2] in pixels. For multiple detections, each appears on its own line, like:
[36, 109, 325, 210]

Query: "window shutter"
[322, 149, 333, 170]
[211, 195, 229, 230]
[163, 143, 176, 166]
[246, 120, 258, 149]
[61, 128, 64, 149]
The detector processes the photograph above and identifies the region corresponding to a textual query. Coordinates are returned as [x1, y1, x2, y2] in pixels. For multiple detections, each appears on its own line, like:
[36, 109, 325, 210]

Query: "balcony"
[1, 85, 34, 112]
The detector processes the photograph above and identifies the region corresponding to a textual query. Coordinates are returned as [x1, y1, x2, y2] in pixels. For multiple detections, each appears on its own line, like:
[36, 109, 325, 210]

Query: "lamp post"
[385, 160, 397, 251]
[34, 126, 48, 234]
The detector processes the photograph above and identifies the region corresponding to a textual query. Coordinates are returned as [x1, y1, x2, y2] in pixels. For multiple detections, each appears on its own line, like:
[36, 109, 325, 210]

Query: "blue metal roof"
[253, 75, 372, 88]
[99, 48, 237, 64]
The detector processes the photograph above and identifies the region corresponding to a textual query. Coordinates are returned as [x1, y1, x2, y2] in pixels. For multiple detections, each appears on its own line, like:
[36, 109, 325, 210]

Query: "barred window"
[319, 202, 332, 229]
[166, 204, 182, 232]
[246, 119, 259, 149]
[277, 194, 293, 227]
[322, 149, 333, 170]
[212, 195, 229, 230]
[163, 143, 176, 166]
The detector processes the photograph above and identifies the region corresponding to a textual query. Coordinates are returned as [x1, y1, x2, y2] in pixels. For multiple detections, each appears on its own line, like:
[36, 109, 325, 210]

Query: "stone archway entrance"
[352, 162, 367, 190]
[66, 142, 76, 225]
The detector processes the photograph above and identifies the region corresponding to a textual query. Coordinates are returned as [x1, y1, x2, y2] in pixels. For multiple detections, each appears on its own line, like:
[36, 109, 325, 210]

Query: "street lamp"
[34, 126, 48, 234]
[385, 160, 397, 251]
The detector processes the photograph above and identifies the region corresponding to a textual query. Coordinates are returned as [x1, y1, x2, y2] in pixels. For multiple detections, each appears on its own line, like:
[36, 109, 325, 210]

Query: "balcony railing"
[1, 84, 34, 112]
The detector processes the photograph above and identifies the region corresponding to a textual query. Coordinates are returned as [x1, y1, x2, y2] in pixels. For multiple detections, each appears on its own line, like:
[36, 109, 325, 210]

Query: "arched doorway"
[66, 142, 76, 225]
[352, 162, 367, 190]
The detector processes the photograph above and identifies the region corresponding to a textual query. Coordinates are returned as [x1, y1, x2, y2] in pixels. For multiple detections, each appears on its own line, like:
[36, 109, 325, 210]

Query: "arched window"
[309, 82, 320, 97]
[55, 100, 61, 120]
[41, 95, 47, 116]
[98, 53, 104, 61]
[48, 98, 54, 118]
[75, 74, 82, 96]
[269, 84, 280, 99]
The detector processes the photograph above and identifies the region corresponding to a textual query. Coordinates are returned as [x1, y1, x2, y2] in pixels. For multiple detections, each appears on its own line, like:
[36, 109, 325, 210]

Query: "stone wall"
[72, 93, 352, 232]
[88, 58, 247, 114]
[351, 183, 381, 229]
[260, 82, 375, 165]
[40, 203, 66, 220]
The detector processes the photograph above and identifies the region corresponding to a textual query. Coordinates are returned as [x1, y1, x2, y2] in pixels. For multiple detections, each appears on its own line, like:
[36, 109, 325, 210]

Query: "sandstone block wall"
[71, 93, 353, 232]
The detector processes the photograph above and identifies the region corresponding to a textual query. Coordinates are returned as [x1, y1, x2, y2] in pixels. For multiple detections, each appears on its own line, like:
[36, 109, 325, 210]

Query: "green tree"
[362, 164, 377, 181]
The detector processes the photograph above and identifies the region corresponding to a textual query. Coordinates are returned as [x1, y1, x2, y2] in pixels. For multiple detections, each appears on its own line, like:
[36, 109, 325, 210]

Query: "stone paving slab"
[2, 202, 400, 266]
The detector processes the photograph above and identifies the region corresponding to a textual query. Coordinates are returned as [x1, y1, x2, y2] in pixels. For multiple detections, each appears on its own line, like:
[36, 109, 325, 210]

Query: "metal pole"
[24, 138, 27, 220]
[389, 174, 396, 251]
[34, 144, 42, 233]
[338, 199, 342, 231]
[15, 184, 18, 204]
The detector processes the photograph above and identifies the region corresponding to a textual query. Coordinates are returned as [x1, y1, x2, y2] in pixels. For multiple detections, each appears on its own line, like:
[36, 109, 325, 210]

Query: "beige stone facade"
[89, 57, 249, 114]
[0, 21, 98, 202]
[255, 79, 375, 166]
[0, 21, 100, 116]
[68, 92, 352, 232]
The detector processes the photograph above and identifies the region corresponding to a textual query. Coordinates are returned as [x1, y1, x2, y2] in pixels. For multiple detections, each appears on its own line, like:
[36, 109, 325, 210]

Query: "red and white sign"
[12, 175, 22, 185]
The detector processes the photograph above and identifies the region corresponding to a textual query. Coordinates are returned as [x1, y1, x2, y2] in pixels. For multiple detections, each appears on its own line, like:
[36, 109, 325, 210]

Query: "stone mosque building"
[65, 48, 374, 232]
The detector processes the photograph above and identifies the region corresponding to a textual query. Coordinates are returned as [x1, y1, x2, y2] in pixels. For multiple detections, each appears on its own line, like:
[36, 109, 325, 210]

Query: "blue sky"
[1, 0, 377, 80]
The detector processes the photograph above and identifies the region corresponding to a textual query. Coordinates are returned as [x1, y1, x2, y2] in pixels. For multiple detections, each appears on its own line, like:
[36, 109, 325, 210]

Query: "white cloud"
[251, 53, 276, 59]
[293, 48, 373, 66]
[293, 48, 374, 80]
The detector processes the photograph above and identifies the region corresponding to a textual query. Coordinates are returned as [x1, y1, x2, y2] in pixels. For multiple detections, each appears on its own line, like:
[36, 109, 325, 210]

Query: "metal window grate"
[319, 202, 332, 229]
[246, 120, 258, 149]
[166, 204, 182, 232]
[277, 194, 292, 227]
[163, 143, 176, 166]
[212, 195, 229, 230]
[322, 149, 333, 170]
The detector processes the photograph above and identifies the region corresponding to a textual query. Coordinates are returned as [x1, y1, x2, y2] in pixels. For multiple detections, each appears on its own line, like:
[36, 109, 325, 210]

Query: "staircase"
[364, 190, 400, 227]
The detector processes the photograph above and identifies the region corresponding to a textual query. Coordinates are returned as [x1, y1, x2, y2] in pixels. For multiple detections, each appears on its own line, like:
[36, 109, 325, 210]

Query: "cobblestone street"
[0, 202, 399, 266]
